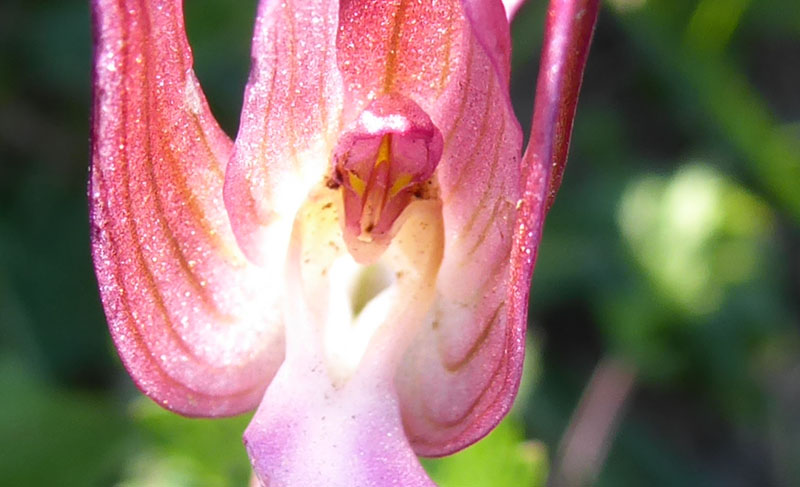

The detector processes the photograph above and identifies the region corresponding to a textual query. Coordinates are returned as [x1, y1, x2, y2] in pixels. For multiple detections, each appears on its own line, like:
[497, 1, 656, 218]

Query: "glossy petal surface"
[361, 0, 524, 455]
[399, 0, 598, 455]
[90, 0, 283, 416]
[224, 0, 342, 265]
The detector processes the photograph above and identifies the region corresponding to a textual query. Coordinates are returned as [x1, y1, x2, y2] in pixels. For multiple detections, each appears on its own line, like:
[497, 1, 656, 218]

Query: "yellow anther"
[348, 172, 366, 197]
[389, 173, 413, 198]
[374, 135, 391, 168]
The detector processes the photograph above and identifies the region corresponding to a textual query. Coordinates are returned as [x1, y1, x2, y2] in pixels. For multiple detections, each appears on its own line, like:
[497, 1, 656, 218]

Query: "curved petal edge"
[90, 0, 283, 417]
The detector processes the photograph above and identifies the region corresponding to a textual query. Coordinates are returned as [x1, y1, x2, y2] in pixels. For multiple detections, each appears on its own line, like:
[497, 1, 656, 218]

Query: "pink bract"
[90, 0, 598, 485]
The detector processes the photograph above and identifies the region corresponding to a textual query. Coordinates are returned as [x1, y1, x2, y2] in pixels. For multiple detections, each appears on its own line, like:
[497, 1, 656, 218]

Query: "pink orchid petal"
[224, 0, 342, 265]
[336, 0, 482, 121]
[90, 0, 283, 416]
[364, 0, 520, 455]
[499, 6, 600, 442]
[283, 2, 524, 457]
[397, 0, 599, 455]
[507, 0, 598, 436]
[460, 0, 514, 83]
[244, 363, 434, 487]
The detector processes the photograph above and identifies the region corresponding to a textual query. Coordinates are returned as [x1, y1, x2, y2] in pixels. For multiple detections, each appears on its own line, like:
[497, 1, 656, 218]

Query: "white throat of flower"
[284, 186, 443, 386]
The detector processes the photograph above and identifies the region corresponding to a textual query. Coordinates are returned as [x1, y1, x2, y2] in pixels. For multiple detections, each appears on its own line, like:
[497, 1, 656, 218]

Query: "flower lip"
[332, 93, 444, 264]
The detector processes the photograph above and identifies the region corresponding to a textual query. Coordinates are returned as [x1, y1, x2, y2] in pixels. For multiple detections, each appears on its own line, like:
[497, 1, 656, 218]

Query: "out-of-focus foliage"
[423, 418, 549, 487]
[514, 1, 800, 486]
[0, 356, 132, 486]
[0, 0, 798, 486]
[118, 400, 253, 487]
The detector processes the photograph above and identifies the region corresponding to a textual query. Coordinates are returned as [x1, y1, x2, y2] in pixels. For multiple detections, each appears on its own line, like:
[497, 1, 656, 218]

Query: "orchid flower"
[89, 0, 598, 485]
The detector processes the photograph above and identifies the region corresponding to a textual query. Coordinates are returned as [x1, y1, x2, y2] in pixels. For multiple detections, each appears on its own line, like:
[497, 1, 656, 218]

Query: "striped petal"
[396, 0, 599, 455]
[339, 0, 522, 456]
[90, 0, 283, 416]
[237, 0, 522, 477]
[223, 0, 342, 265]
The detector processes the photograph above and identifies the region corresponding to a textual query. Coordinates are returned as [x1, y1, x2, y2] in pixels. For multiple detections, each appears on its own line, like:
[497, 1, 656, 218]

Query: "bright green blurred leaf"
[617, 163, 774, 317]
[118, 398, 253, 487]
[422, 418, 548, 487]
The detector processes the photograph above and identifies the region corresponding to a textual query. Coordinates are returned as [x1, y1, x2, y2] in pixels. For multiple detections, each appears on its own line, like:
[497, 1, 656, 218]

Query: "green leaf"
[422, 418, 548, 487]
[118, 398, 253, 487]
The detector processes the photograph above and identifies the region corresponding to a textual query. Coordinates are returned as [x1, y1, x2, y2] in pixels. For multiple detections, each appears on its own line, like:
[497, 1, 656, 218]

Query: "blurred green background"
[1, 0, 798, 486]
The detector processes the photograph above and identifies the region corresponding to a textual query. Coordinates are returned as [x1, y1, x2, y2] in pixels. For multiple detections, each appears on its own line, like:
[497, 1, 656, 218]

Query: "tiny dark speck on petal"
[326, 177, 340, 189]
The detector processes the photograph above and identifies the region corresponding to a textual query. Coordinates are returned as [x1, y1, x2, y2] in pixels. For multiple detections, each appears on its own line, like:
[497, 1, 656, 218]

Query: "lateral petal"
[224, 0, 342, 265]
[90, 0, 283, 416]
[396, 0, 599, 455]
[503, 2, 599, 447]
[394, 2, 523, 454]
